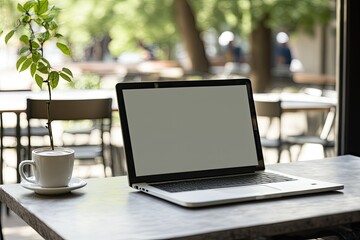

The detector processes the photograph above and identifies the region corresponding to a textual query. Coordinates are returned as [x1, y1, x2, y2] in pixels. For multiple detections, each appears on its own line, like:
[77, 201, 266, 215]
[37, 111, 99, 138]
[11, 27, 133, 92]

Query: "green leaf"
[36, 0, 49, 15]
[60, 72, 72, 82]
[19, 35, 29, 45]
[19, 46, 30, 55]
[19, 58, 32, 72]
[16, 56, 27, 70]
[49, 21, 58, 30]
[21, 15, 31, 24]
[5, 30, 15, 44]
[31, 41, 40, 49]
[17, 3, 26, 12]
[49, 71, 59, 88]
[23, 1, 36, 11]
[49, 5, 56, 11]
[40, 31, 50, 42]
[30, 63, 37, 76]
[40, 57, 50, 67]
[62, 67, 73, 77]
[32, 51, 41, 62]
[55, 33, 63, 38]
[56, 42, 71, 55]
[45, 14, 55, 23]
[34, 18, 42, 26]
[37, 62, 49, 74]
[35, 74, 44, 88]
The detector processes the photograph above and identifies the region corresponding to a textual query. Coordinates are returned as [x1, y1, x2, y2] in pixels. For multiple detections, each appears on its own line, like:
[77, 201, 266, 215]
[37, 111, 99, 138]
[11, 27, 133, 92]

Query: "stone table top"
[1, 155, 360, 240]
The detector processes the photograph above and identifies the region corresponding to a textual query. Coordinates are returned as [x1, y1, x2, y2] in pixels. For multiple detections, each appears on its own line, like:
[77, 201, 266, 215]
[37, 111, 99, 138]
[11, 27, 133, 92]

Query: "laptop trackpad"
[214, 185, 281, 197]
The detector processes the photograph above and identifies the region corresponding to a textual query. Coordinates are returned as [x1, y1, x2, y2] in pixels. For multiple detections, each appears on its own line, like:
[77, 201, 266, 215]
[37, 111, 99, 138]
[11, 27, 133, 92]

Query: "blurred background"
[0, 0, 339, 173]
[0, 1, 339, 238]
[1, 0, 336, 92]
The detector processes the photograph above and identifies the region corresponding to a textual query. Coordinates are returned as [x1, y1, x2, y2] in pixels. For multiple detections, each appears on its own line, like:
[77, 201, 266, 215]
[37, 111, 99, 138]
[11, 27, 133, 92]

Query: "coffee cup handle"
[19, 160, 37, 184]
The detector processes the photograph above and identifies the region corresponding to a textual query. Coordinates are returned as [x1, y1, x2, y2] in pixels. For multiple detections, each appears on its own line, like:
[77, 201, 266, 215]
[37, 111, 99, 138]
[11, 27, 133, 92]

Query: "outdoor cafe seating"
[254, 99, 288, 163]
[254, 89, 337, 163]
[286, 106, 336, 161]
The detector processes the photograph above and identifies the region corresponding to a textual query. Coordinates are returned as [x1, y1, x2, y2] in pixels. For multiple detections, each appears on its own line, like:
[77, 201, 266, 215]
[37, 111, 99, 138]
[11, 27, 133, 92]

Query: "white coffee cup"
[19, 147, 75, 188]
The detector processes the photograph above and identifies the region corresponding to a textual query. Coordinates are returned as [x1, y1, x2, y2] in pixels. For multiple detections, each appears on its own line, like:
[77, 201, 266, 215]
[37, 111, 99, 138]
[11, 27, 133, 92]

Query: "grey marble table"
[1, 155, 360, 240]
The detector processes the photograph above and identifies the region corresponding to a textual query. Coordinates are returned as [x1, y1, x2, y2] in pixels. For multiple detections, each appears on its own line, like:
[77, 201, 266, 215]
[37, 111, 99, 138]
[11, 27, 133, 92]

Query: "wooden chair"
[0, 90, 49, 185]
[26, 98, 113, 177]
[1, 89, 47, 232]
[255, 99, 288, 163]
[0, 204, 3, 240]
[285, 107, 336, 161]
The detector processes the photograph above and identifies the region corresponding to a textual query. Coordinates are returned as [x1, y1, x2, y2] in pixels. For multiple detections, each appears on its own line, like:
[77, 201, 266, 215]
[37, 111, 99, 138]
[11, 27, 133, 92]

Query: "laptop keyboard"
[150, 172, 296, 193]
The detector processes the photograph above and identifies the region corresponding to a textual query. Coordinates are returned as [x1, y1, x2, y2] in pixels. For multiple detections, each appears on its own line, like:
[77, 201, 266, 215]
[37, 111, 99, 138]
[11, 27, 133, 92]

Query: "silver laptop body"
[115, 79, 343, 208]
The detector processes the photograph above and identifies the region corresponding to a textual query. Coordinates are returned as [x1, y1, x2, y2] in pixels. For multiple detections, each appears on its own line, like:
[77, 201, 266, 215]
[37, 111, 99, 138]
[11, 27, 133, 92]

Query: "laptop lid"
[116, 79, 265, 186]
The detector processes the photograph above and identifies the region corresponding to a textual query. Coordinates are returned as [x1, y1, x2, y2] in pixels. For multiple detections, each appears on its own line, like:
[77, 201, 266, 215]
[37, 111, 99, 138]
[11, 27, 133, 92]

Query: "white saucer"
[21, 177, 87, 195]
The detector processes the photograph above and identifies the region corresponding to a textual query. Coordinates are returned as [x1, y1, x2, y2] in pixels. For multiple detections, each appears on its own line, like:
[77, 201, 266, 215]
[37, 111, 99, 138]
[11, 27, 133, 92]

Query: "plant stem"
[46, 80, 54, 150]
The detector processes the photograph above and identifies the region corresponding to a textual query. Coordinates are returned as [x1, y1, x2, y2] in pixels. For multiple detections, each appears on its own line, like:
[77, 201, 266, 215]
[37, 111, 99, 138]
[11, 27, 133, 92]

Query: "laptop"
[115, 79, 343, 208]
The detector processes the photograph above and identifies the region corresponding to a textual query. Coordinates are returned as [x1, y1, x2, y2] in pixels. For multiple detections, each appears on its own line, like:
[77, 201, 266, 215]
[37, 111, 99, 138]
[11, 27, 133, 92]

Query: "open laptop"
[115, 79, 343, 208]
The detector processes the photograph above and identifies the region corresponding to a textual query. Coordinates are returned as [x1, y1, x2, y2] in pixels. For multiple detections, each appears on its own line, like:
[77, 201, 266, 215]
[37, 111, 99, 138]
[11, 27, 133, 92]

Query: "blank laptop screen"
[122, 84, 259, 177]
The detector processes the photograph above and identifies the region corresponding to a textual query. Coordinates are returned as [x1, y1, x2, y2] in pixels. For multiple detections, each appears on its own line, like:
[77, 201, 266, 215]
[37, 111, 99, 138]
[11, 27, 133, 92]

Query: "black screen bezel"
[116, 79, 265, 185]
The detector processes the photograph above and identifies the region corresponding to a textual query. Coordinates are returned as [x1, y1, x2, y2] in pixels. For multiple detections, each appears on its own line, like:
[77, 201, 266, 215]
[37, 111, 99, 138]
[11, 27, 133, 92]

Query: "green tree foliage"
[15, 0, 330, 61]
[190, 0, 331, 35]
[2, 0, 333, 87]
[57, 0, 178, 60]
[3, 0, 333, 61]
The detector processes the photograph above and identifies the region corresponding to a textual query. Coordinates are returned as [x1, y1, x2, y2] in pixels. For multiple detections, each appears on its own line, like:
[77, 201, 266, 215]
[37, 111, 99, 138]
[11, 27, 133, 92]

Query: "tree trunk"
[174, 0, 209, 73]
[85, 35, 111, 61]
[249, 15, 272, 93]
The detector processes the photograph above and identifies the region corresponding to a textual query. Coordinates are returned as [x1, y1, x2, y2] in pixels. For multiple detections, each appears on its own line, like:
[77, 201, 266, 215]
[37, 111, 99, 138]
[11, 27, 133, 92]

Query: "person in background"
[136, 39, 156, 61]
[272, 32, 293, 81]
[225, 40, 245, 63]
[275, 32, 293, 66]
[222, 39, 249, 77]
[276, 42, 292, 65]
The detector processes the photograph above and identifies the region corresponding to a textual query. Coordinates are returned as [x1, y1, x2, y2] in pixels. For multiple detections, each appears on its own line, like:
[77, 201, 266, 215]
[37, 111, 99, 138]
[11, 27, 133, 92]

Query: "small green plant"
[4, 0, 73, 150]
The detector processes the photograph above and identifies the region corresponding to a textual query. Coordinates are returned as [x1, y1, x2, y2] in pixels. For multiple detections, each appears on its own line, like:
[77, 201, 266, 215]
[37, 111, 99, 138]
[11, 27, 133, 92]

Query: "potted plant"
[4, 0, 73, 150]
[3, 0, 81, 190]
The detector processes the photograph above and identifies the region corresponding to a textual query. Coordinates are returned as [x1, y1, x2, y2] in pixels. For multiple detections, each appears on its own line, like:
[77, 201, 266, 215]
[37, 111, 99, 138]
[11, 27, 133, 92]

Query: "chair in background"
[254, 99, 288, 163]
[1, 113, 49, 183]
[26, 98, 113, 177]
[0, 204, 3, 240]
[0, 90, 49, 185]
[1, 88, 47, 224]
[285, 107, 336, 161]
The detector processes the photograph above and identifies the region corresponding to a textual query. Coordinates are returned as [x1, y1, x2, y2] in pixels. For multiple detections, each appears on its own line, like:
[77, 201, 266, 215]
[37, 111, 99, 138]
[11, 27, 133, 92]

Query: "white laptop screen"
[122, 84, 259, 177]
